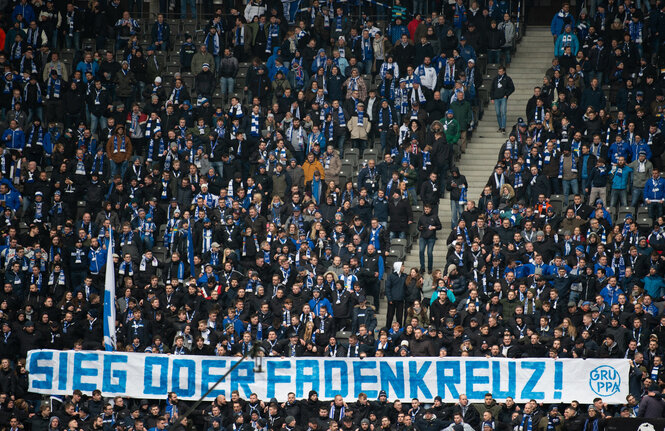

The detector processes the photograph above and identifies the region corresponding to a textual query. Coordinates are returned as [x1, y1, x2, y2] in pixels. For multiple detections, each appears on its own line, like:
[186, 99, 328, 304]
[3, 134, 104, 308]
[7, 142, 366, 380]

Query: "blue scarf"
[49, 271, 65, 287]
[250, 113, 260, 137]
[422, 151, 431, 169]
[521, 414, 533, 431]
[369, 225, 382, 251]
[378, 107, 393, 128]
[558, 152, 578, 178]
[25, 82, 42, 104]
[444, 63, 455, 86]
[457, 226, 471, 245]
[362, 38, 372, 61]
[612, 255, 625, 280]
[266, 23, 280, 54]
[337, 107, 346, 127]
[584, 417, 599, 431]
[514, 171, 522, 188]
[458, 185, 467, 205]
[113, 136, 126, 153]
[325, 120, 334, 141]
[380, 78, 396, 100]
[27, 126, 43, 148]
[47, 77, 61, 99]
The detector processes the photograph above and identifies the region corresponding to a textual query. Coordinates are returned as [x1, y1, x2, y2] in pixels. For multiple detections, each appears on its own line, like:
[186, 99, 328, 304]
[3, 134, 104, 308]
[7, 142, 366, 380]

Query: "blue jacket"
[309, 297, 334, 317]
[373, 197, 389, 222]
[610, 165, 632, 190]
[609, 142, 630, 165]
[551, 10, 575, 35]
[2, 129, 25, 150]
[644, 177, 665, 202]
[385, 271, 406, 301]
[458, 44, 477, 63]
[389, 24, 409, 44]
[599, 284, 623, 306]
[88, 247, 107, 274]
[554, 33, 580, 56]
[0, 190, 21, 211]
[642, 275, 665, 300]
[630, 143, 652, 162]
[523, 263, 556, 276]
[12, 3, 36, 23]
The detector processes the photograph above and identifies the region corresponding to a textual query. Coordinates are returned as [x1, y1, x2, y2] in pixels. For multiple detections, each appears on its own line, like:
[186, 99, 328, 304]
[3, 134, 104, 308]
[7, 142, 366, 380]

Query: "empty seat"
[345, 148, 359, 158]
[617, 206, 634, 220]
[363, 148, 378, 160]
[638, 217, 653, 228]
[388, 245, 405, 259]
[344, 153, 358, 167]
[548, 195, 564, 214]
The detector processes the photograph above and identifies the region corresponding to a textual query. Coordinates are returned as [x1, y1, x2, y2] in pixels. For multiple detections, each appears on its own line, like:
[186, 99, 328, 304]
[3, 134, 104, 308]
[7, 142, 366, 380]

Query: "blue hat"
[447, 109, 454, 115]
[576, 245, 585, 252]
[492, 209, 500, 214]
[203, 217, 211, 223]
[293, 206, 301, 211]
[625, 214, 634, 220]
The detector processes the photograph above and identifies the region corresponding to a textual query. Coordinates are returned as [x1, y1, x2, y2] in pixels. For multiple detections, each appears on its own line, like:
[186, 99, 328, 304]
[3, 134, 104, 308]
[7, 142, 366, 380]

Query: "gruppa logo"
[589, 365, 621, 396]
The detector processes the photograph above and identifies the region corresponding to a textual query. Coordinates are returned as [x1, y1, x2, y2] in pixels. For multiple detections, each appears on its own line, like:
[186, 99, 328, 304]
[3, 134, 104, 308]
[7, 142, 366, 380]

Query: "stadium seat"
[617, 206, 634, 221]
[389, 245, 405, 259]
[363, 148, 378, 160]
[638, 217, 653, 228]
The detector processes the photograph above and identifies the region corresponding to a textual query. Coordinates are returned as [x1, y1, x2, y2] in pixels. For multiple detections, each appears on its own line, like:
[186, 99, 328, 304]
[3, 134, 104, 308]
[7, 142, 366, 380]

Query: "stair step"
[383, 27, 554, 329]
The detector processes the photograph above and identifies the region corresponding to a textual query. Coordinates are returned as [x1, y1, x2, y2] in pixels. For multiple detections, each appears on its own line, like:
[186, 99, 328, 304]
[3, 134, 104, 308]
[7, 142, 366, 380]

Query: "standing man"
[446, 167, 468, 229]
[388, 190, 413, 239]
[644, 168, 665, 220]
[490, 66, 514, 134]
[417, 204, 441, 275]
[385, 262, 406, 326]
[609, 156, 632, 211]
[550, 3, 575, 43]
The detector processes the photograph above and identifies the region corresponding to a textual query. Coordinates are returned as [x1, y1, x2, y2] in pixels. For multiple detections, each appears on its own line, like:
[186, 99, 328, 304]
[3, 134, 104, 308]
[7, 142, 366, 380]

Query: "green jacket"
[400, 166, 417, 188]
[441, 117, 460, 144]
[450, 99, 472, 129]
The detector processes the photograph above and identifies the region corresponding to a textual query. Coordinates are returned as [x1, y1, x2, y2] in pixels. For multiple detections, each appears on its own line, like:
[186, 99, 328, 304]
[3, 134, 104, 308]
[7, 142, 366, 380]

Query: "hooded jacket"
[385, 262, 406, 302]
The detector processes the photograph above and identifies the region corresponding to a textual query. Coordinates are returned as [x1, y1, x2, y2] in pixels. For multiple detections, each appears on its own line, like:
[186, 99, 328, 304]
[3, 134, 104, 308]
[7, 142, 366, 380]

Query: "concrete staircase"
[377, 27, 555, 327]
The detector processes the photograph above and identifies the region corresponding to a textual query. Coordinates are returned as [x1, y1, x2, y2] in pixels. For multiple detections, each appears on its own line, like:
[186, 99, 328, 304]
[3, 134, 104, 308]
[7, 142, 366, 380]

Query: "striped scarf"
[378, 107, 393, 128]
[558, 152, 578, 178]
[47, 77, 61, 99]
[337, 107, 346, 127]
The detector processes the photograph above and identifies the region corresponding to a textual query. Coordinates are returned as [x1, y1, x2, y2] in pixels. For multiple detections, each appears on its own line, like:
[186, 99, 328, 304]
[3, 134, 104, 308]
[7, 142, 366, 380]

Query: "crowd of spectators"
[0, 0, 664, 429]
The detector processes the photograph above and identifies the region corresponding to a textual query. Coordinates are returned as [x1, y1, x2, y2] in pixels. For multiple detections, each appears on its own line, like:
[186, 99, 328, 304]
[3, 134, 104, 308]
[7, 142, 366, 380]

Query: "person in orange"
[106, 125, 133, 178]
[301, 151, 325, 184]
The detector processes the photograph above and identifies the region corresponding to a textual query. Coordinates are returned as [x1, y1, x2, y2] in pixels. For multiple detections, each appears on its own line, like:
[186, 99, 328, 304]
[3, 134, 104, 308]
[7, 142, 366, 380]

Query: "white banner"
[27, 350, 630, 403]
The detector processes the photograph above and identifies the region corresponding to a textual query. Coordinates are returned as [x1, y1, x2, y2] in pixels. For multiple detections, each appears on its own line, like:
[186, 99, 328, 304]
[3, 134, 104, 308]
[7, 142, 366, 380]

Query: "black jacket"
[388, 198, 413, 232]
[446, 169, 468, 201]
[420, 179, 441, 206]
[418, 213, 442, 240]
[490, 74, 515, 100]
